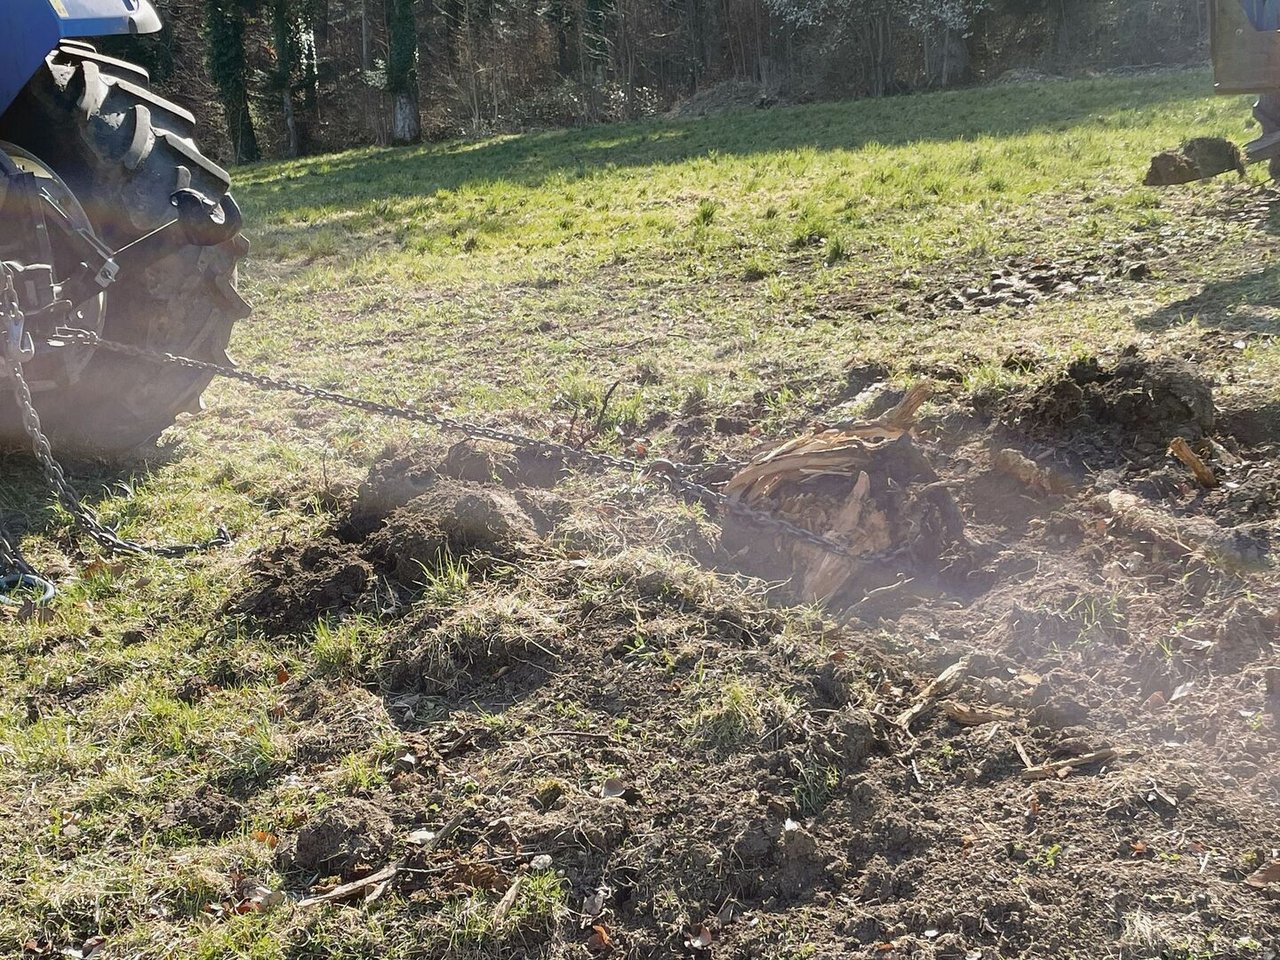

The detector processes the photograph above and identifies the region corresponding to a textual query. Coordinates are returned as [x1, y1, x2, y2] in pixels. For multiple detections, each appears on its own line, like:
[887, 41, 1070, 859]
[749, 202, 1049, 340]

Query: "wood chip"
[296, 860, 404, 909]
[942, 700, 1016, 726]
[991, 448, 1072, 494]
[896, 658, 969, 730]
[1167, 437, 1217, 489]
[1020, 748, 1118, 781]
[492, 877, 523, 923]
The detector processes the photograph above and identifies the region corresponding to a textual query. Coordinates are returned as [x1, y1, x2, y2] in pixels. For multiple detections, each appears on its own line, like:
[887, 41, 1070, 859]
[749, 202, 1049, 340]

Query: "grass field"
[1, 69, 1278, 958]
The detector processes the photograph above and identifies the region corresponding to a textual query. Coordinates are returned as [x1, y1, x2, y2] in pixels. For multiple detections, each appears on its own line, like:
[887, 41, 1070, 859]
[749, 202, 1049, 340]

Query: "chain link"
[47, 326, 860, 559]
[3, 349, 230, 561]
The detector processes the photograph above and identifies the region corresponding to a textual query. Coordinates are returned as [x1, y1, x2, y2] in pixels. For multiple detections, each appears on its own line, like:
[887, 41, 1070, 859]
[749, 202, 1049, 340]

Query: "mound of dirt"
[994, 353, 1215, 457]
[229, 452, 549, 633]
[229, 540, 376, 635]
[285, 798, 394, 880]
[668, 81, 783, 118]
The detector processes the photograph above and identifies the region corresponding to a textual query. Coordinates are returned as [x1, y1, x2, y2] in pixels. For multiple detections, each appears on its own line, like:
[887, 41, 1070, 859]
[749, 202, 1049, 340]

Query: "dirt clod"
[364, 483, 537, 584]
[156, 785, 245, 840]
[288, 799, 394, 880]
[230, 541, 375, 634]
[1145, 137, 1246, 185]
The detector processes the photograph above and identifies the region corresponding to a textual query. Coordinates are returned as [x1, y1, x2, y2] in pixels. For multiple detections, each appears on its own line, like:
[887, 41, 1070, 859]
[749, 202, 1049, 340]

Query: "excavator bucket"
[1212, 0, 1280, 164]
[1212, 0, 1280, 92]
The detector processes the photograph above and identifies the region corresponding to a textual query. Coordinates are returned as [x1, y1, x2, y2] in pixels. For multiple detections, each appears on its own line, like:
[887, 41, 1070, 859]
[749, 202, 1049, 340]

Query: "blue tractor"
[0, 1, 248, 451]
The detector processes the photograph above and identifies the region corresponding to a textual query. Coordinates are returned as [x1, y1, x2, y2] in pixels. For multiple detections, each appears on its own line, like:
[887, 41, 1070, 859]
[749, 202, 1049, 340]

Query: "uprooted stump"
[721, 384, 970, 606]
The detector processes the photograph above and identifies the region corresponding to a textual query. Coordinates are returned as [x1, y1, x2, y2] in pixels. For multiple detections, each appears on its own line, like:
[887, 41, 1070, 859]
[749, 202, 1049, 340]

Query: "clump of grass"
[553, 373, 646, 442]
[684, 678, 790, 749]
[313, 617, 379, 680]
[429, 869, 566, 953]
[793, 757, 841, 814]
[418, 550, 471, 604]
[741, 252, 772, 281]
[693, 198, 720, 227]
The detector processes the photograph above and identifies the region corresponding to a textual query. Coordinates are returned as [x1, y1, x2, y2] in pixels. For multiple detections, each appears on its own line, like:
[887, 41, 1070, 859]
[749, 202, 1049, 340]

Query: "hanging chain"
[45, 325, 860, 559]
[3, 346, 230, 566]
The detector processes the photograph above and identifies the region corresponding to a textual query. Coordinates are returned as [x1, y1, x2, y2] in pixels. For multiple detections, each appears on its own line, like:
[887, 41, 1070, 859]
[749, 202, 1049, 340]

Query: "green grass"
[1, 69, 1277, 956]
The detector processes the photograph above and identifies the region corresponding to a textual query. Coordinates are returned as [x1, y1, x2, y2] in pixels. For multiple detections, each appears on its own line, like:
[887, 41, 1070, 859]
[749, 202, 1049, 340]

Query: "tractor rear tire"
[0, 42, 249, 452]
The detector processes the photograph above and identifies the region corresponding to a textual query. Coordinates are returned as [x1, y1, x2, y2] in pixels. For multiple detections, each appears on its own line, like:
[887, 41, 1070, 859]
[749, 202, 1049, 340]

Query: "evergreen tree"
[203, 0, 261, 162]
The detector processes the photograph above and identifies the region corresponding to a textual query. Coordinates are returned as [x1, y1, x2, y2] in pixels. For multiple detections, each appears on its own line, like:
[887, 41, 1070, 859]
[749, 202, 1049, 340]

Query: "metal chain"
[48, 325, 860, 559]
[3, 349, 230, 560]
[0, 526, 55, 605]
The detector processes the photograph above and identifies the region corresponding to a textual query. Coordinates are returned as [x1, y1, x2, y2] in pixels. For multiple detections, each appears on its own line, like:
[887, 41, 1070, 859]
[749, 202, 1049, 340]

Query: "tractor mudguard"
[0, 1, 160, 117]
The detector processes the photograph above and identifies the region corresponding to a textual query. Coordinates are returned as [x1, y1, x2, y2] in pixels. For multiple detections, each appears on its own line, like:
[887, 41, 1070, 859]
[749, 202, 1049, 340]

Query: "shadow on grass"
[1137, 261, 1280, 335]
[235, 72, 1213, 215]
[0, 446, 188, 545]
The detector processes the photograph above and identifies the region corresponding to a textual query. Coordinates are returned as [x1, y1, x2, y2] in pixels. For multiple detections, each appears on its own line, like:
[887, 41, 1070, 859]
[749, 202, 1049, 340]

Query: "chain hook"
[0, 530, 55, 606]
[1, 263, 35, 363]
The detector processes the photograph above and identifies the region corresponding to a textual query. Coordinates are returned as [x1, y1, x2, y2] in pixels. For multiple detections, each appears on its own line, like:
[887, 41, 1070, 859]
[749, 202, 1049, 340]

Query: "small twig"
[1021, 748, 1119, 781]
[1011, 736, 1036, 770]
[590, 379, 624, 437]
[1168, 437, 1217, 489]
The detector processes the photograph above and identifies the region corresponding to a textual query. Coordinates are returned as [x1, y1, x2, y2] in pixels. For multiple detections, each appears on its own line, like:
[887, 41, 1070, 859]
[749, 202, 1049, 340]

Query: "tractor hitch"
[46, 188, 243, 312]
[2, 143, 242, 331]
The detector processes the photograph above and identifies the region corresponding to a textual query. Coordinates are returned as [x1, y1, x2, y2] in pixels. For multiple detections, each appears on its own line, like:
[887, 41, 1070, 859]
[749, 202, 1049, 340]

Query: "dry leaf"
[600, 778, 626, 800]
[587, 924, 612, 952]
[251, 830, 279, 850]
[1243, 859, 1280, 890]
[1169, 681, 1195, 702]
[582, 884, 611, 919]
[1130, 841, 1150, 857]
[685, 925, 713, 951]
[444, 861, 509, 892]
[233, 878, 283, 913]
[275, 665, 291, 685]
[85, 559, 127, 579]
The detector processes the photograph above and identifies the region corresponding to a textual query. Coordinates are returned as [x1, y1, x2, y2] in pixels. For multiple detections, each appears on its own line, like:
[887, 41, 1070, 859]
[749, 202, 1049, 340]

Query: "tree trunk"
[271, 0, 299, 158]
[385, 0, 422, 143]
[202, 0, 260, 163]
[392, 92, 420, 142]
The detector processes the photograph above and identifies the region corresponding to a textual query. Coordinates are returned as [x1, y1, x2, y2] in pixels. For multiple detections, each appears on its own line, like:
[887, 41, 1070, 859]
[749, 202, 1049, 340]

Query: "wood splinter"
[1021, 747, 1119, 781]
[1167, 437, 1218, 489]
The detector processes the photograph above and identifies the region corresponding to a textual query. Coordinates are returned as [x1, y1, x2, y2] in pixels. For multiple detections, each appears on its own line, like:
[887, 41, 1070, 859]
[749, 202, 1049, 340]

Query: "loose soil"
[227, 346, 1280, 957]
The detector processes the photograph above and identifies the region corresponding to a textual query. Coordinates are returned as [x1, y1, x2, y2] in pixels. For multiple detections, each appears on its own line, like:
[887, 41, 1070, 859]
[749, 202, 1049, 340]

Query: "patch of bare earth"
[218, 337, 1279, 955]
